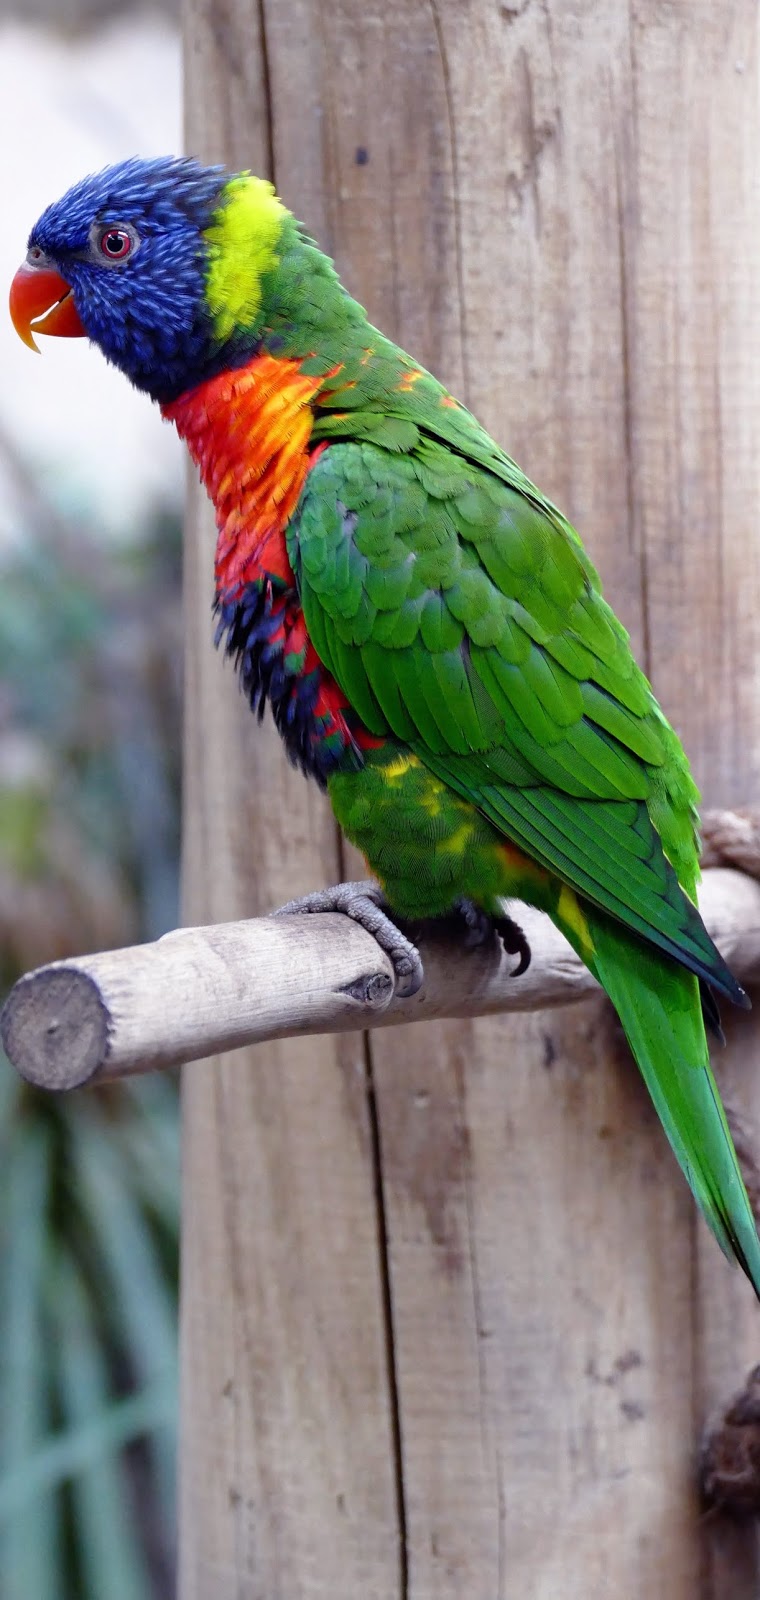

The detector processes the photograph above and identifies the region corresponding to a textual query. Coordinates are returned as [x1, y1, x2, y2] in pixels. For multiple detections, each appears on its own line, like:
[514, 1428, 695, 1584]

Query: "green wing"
[290, 434, 741, 1003]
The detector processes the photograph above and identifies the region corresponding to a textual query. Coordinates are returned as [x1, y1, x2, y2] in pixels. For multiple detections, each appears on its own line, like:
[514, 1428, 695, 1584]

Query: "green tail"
[584, 907, 760, 1297]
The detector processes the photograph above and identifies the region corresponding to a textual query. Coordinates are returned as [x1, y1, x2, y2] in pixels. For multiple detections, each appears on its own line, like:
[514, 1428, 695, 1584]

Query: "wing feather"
[288, 437, 726, 987]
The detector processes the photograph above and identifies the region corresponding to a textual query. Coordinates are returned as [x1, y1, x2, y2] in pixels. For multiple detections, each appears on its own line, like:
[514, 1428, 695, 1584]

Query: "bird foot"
[453, 898, 531, 976]
[272, 880, 424, 998]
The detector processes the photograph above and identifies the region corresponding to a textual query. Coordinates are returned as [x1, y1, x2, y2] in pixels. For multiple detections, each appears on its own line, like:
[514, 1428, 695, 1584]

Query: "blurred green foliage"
[0, 494, 182, 1597]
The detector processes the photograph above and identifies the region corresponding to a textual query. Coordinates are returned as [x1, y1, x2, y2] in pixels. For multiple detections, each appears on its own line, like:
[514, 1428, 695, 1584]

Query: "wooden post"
[180, 4, 760, 1596]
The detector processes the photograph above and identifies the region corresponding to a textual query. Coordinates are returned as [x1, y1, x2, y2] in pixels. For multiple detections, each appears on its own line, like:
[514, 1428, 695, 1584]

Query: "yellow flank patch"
[439, 821, 474, 856]
[382, 753, 416, 782]
[204, 175, 287, 342]
[557, 884, 595, 955]
[420, 787, 442, 818]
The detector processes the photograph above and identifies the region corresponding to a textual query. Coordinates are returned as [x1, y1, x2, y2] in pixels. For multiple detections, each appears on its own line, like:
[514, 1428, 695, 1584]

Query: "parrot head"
[9, 156, 295, 403]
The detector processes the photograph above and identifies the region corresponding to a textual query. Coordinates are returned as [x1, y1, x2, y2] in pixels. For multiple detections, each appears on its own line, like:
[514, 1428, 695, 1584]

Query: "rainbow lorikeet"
[10, 156, 760, 1293]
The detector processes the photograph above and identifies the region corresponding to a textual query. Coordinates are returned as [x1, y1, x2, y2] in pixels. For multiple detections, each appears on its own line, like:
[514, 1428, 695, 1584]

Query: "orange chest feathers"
[162, 352, 323, 597]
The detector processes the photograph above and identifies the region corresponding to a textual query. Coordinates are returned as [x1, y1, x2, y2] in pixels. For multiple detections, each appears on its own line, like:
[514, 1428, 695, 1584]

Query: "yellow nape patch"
[557, 884, 595, 955]
[204, 174, 288, 342]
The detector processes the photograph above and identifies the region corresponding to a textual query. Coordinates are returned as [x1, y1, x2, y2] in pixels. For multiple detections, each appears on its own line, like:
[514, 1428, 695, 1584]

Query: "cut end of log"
[1, 966, 111, 1090]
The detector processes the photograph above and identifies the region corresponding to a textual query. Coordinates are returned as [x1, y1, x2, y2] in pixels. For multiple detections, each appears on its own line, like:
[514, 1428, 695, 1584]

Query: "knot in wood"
[701, 1365, 760, 1515]
[337, 971, 395, 1008]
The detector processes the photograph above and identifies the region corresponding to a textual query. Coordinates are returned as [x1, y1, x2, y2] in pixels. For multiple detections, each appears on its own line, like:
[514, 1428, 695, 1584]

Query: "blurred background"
[0, 0, 184, 1593]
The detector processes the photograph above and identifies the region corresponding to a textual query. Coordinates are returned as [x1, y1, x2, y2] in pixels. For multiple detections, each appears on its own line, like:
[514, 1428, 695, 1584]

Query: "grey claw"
[272, 880, 424, 998]
[494, 912, 531, 976]
[453, 897, 497, 951]
[453, 898, 531, 975]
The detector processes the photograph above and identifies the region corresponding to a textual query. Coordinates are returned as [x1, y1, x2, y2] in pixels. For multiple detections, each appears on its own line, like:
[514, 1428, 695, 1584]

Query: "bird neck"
[256, 224, 373, 372]
[162, 351, 323, 599]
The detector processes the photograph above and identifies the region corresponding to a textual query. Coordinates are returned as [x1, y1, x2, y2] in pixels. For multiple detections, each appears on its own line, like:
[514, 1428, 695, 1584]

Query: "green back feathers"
[290, 436, 745, 1008]
[290, 432, 758, 1289]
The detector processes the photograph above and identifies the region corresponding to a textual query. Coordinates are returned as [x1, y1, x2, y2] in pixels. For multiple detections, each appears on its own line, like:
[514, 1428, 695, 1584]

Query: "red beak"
[9, 261, 85, 351]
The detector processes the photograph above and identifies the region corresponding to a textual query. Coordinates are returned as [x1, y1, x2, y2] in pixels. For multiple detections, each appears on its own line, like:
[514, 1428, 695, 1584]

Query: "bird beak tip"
[9, 261, 84, 350]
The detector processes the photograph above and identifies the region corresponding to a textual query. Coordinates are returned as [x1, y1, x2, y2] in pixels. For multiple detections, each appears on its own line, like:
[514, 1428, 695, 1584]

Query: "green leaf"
[0, 1380, 173, 1521]
[71, 1120, 177, 1519]
[0, 1126, 61, 1600]
[50, 1255, 157, 1600]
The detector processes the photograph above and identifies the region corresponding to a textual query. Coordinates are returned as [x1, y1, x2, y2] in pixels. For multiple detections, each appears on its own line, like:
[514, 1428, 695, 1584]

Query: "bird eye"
[87, 219, 139, 266]
[99, 227, 133, 260]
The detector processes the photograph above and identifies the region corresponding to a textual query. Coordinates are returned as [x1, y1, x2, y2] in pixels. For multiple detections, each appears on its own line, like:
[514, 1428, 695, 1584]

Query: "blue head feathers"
[15, 155, 358, 404]
[25, 156, 239, 403]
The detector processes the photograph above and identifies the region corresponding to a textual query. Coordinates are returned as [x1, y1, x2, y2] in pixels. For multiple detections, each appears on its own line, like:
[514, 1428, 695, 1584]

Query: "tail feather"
[579, 905, 760, 1296]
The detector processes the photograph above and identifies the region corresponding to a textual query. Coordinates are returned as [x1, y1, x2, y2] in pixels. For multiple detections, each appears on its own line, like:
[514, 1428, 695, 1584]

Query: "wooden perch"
[2, 861, 760, 1091]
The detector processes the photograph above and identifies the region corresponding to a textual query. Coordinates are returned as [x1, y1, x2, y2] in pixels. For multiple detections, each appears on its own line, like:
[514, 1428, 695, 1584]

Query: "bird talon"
[272, 880, 424, 998]
[452, 899, 531, 975]
[495, 913, 531, 976]
[453, 897, 496, 951]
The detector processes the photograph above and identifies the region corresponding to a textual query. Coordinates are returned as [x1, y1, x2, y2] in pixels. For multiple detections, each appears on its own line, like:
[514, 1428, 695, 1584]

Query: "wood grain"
[181, 12, 399, 1597]
[621, 10, 760, 1594]
[181, 3, 760, 1595]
